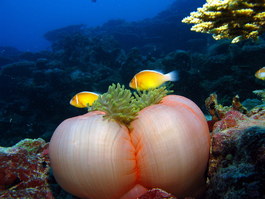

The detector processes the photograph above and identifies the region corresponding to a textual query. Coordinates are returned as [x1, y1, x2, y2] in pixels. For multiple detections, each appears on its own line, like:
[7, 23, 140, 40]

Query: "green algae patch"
[0, 138, 46, 154]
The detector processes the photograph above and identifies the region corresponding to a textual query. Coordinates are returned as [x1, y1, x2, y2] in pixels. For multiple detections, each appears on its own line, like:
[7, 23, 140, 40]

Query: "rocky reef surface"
[0, 138, 51, 198]
[207, 111, 265, 198]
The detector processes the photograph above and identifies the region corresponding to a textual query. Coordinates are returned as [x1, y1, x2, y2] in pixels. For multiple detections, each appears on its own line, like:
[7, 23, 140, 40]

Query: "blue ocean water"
[0, 0, 175, 51]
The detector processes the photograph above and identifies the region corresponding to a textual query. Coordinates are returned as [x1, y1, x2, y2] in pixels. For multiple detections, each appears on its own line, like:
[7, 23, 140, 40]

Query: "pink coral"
[213, 110, 265, 132]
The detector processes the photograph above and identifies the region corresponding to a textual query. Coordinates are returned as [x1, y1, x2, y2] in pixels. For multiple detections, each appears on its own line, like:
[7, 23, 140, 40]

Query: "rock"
[0, 138, 53, 198]
[138, 188, 177, 199]
[206, 110, 265, 199]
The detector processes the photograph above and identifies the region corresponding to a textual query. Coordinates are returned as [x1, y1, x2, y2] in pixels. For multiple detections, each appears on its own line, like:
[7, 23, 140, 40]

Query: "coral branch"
[182, 0, 265, 43]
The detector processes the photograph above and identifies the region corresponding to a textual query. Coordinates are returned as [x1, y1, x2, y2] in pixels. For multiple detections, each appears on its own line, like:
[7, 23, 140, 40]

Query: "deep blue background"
[0, 0, 175, 51]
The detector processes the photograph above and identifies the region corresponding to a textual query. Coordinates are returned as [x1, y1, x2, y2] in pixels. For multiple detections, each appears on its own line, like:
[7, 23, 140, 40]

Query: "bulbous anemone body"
[49, 95, 210, 199]
[131, 95, 210, 196]
[49, 111, 137, 199]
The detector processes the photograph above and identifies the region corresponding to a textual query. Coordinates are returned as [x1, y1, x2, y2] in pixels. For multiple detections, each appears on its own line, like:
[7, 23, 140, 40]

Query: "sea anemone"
[49, 84, 210, 199]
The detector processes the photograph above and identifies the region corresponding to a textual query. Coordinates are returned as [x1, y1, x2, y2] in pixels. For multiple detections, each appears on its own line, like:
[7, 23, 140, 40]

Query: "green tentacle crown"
[91, 83, 172, 125]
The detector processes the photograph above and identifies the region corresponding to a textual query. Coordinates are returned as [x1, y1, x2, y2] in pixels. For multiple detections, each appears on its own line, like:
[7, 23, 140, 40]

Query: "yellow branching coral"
[182, 0, 265, 43]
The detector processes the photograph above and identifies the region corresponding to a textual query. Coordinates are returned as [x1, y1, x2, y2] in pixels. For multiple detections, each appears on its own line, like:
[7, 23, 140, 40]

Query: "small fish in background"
[255, 66, 265, 80]
[129, 70, 178, 90]
[91, 0, 96, 2]
[70, 91, 99, 108]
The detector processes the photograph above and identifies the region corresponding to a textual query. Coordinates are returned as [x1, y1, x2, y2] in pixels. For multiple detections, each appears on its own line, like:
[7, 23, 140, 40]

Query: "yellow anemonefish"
[129, 70, 178, 90]
[70, 91, 99, 108]
[255, 67, 265, 80]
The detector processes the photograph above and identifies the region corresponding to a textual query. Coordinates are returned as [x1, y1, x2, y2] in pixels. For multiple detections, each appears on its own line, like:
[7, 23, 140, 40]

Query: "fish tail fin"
[165, 70, 178, 82]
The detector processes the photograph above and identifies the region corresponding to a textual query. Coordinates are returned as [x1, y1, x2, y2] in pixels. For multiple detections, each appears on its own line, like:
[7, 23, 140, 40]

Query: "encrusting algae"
[182, 0, 265, 43]
[91, 83, 172, 125]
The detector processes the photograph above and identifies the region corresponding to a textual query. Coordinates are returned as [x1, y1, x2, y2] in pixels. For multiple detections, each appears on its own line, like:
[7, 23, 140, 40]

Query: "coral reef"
[0, 1, 265, 198]
[182, 0, 265, 43]
[205, 92, 264, 130]
[206, 110, 265, 198]
[1, 35, 265, 147]
[44, 24, 86, 43]
[0, 46, 21, 66]
[204, 92, 264, 198]
[205, 93, 248, 121]
[138, 188, 177, 199]
[45, 1, 207, 55]
[0, 138, 52, 198]
[0, 0, 264, 147]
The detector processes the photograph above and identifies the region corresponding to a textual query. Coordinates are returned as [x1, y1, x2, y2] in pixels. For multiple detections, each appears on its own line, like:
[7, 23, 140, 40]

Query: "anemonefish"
[129, 70, 178, 90]
[255, 67, 265, 80]
[70, 91, 99, 108]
